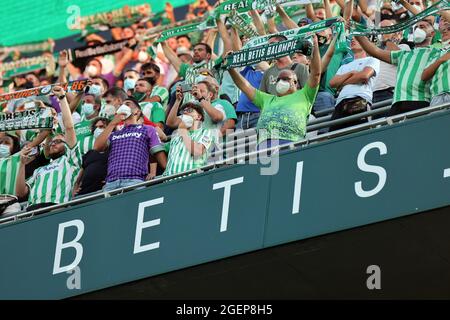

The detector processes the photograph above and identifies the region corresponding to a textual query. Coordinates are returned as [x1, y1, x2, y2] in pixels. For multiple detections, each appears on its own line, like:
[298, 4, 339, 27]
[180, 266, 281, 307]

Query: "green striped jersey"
[139, 101, 166, 124]
[163, 128, 214, 176]
[26, 144, 82, 205]
[151, 85, 169, 110]
[74, 115, 95, 155]
[0, 153, 21, 195]
[179, 58, 222, 103]
[390, 47, 441, 104]
[428, 49, 450, 96]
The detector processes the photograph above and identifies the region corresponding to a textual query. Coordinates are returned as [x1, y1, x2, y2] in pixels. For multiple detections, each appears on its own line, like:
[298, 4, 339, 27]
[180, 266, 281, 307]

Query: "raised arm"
[53, 86, 76, 148]
[217, 17, 233, 57]
[229, 68, 256, 101]
[161, 40, 183, 73]
[166, 86, 183, 129]
[422, 52, 450, 82]
[323, 0, 333, 19]
[267, 16, 278, 34]
[275, 5, 298, 30]
[305, 4, 320, 23]
[321, 34, 337, 72]
[249, 10, 267, 35]
[354, 36, 391, 64]
[398, 0, 421, 16]
[94, 114, 121, 151]
[230, 25, 242, 51]
[308, 36, 322, 88]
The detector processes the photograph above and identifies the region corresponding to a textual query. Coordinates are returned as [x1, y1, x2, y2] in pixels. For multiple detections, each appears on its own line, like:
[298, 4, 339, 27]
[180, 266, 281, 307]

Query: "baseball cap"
[298, 17, 313, 26]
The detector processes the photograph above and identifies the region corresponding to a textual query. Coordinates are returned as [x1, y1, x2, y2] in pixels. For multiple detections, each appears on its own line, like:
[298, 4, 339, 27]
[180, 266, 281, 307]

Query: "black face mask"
[398, 12, 409, 22]
[380, 13, 395, 21]
[23, 81, 34, 89]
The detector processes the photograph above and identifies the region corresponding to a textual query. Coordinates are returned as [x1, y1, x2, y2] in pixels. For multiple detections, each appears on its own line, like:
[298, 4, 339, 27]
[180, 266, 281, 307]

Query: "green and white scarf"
[0, 108, 53, 132]
[0, 80, 89, 103]
[223, 36, 312, 69]
[0, 55, 56, 80]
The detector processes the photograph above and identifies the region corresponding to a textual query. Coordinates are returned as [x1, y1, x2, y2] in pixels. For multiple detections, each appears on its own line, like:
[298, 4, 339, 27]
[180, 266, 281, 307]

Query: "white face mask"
[0, 144, 11, 158]
[85, 65, 98, 77]
[81, 103, 95, 117]
[138, 51, 149, 63]
[93, 128, 104, 139]
[116, 104, 132, 120]
[102, 104, 116, 118]
[276, 80, 291, 95]
[413, 27, 427, 44]
[178, 114, 194, 128]
[124, 78, 136, 92]
[408, 4, 423, 17]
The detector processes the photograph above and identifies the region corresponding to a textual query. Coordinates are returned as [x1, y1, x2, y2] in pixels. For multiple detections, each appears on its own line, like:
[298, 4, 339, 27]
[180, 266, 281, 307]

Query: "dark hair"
[104, 87, 128, 102]
[141, 62, 160, 74]
[124, 96, 142, 110]
[138, 77, 156, 87]
[268, 34, 288, 42]
[176, 35, 191, 42]
[91, 76, 110, 90]
[91, 117, 110, 134]
[181, 102, 204, 121]
[84, 93, 102, 106]
[194, 42, 212, 55]
[5, 133, 20, 154]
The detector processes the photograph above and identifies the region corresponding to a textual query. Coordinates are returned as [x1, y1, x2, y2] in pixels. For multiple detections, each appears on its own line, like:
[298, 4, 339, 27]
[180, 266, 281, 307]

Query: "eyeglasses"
[49, 139, 65, 146]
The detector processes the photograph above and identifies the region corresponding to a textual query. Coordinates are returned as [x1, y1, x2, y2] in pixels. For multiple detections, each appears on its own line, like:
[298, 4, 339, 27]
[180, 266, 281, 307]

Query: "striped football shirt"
[390, 47, 441, 104]
[163, 128, 214, 176]
[26, 144, 82, 205]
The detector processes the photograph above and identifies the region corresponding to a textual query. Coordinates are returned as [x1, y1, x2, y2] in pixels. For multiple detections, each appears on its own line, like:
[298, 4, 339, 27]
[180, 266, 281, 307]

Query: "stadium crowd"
[1, 0, 450, 214]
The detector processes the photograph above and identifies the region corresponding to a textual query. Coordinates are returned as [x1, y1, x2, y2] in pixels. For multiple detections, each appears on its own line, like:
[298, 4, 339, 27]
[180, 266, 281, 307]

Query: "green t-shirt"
[140, 101, 166, 124]
[253, 84, 319, 143]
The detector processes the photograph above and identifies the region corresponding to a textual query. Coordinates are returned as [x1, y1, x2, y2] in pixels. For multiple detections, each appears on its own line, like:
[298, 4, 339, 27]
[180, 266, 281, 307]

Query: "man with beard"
[16, 86, 82, 211]
[161, 41, 222, 103]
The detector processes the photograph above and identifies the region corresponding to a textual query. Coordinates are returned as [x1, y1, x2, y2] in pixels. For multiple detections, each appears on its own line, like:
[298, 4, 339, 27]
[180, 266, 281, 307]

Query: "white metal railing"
[1, 101, 450, 225]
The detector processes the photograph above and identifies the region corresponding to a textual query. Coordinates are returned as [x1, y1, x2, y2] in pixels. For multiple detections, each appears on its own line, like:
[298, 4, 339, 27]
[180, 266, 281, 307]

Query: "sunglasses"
[49, 139, 65, 146]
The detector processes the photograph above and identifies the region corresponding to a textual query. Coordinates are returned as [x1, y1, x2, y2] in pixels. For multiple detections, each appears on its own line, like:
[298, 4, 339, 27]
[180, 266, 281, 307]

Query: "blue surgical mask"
[124, 78, 136, 92]
[81, 103, 95, 117]
[89, 84, 102, 97]
[93, 128, 104, 139]
[0, 144, 11, 158]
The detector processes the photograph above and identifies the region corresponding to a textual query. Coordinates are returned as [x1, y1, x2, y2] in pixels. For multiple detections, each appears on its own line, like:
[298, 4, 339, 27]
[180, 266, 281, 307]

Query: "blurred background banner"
[0, 0, 196, 46]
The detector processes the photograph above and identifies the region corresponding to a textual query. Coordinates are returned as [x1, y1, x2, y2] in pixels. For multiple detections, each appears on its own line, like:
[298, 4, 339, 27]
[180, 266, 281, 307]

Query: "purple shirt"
[106, 124, 164, 182]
